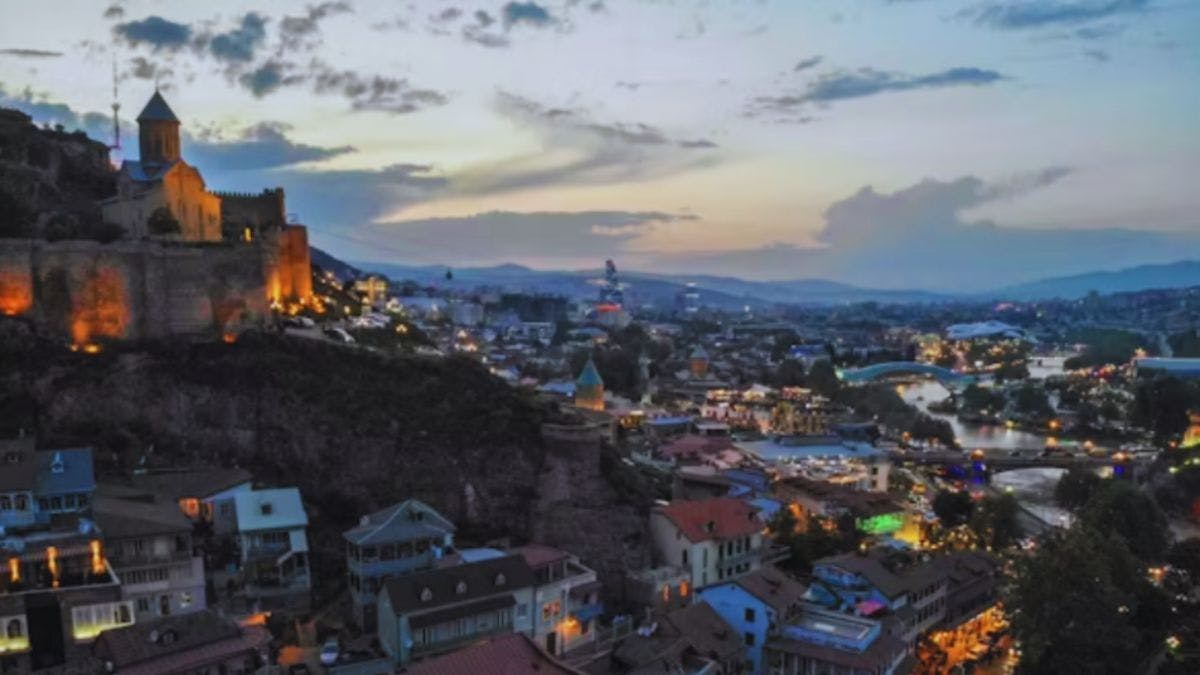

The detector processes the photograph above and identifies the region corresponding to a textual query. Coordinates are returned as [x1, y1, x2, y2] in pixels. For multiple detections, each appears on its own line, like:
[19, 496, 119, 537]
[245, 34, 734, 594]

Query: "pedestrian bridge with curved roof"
[837, 362, 976, 387]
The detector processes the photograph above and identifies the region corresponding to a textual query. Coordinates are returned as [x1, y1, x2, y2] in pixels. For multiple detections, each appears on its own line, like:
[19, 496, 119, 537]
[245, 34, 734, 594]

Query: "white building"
[649, 497, 767, 590]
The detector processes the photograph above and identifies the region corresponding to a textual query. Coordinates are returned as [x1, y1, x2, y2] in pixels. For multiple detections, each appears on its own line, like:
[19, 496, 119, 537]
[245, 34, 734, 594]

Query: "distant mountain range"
[313, 249, 1200, 307]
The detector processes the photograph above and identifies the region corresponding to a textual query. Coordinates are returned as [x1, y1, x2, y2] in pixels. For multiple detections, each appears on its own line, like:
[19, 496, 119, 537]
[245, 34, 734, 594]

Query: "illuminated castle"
[575, 358, 606, 411]
[0, 91, 313, 344]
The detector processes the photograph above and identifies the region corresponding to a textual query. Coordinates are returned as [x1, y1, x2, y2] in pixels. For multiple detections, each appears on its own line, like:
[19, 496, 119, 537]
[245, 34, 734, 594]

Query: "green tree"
[1132, 376, 1200, 441]
[960, 383, 1006, 414]
[1054, 466, 1103, 511]
[1081, 481, 1170, 561]
[806, 359, 841, 398]
[1010, 527, 1169, 674]
[147, 206, 181, 235]
[932, 490, 973, 528]
[970, 493, 1021, 550]
[773, 359, 806, 387]
[1014, 384, 1054, 419]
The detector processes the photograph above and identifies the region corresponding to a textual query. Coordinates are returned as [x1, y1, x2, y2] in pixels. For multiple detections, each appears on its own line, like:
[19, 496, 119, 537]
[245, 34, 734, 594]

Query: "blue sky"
[1, 0, 1197, 290]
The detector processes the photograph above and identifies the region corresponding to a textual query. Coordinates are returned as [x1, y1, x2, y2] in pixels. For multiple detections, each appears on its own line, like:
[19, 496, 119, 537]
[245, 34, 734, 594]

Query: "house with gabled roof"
[227, 488, 311, 610]
[343, 499, 456, 628]
[697, 565, 807, 674]
[650, 497, 769, 591]
[376, 553, 536, 667]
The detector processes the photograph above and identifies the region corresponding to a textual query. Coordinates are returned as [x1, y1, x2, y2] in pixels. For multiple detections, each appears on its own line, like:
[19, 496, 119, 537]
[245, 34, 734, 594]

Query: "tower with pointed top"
[137, 90, 181, 166]
[575, 357, 605, 412]
[689, 345, 710, 379]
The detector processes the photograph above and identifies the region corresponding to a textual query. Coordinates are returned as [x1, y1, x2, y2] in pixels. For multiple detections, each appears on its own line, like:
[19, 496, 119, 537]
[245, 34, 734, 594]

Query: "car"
[320, 637, 340, 666]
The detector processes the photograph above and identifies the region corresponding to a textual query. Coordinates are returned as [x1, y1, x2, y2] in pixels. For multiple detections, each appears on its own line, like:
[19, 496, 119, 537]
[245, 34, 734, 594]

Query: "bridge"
[838, 362, 977, 389]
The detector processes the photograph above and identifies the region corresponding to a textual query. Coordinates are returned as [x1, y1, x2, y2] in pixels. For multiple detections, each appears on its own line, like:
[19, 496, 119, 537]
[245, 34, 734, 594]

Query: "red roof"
[404, 633, 581, 675]
[656, 497, 761, 543]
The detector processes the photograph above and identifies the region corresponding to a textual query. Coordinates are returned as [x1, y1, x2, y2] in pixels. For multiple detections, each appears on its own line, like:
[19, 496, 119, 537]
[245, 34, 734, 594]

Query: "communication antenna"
[109, 53, 121, 150]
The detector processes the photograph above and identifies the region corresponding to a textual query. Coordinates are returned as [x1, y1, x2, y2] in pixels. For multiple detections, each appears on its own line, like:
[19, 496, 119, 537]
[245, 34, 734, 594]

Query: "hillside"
[0, 326, 651, 596]
[0, 108, 117, 239]
[991, 260, 1200, 300]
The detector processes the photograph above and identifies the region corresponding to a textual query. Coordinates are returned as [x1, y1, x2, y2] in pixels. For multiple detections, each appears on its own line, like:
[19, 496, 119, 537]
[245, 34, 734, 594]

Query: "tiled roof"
[659, 435, 736, 459]
[342, 499, 455, 546]
[92, 495, 192, 540]
[382, 554, 535, 616]
[816, 549, 944, 600]
[91, 609, 266, 673]
[655, 497, 762, 543]
[403, 633, 581, 675]
[515, 543, 571, 569]
[122, 160, 175, 183]
[732, 566, 807, 613]
[613, 602, 742, 672]
[137, 91, 179, 122]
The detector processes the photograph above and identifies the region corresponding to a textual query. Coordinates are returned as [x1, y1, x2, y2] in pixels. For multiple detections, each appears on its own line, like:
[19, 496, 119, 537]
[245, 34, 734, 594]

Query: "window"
[516, 604, 528, 618]
[681, 550, 688, 566]
[0, 496, 9, 510]
[5, 620, 21, 638]
[14, 495, 26, 511]
[137, 598, 150, 613]
[50, 496, 62, 511]
[260, 503, 273, 516]
[744, 632, 755, 646]
[744, 608, 756, 622]
[180, 593, 192, 608]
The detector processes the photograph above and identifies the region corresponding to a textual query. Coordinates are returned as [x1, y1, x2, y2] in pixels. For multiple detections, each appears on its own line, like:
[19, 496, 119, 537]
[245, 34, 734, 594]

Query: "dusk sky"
[1, 0, 1198, 290]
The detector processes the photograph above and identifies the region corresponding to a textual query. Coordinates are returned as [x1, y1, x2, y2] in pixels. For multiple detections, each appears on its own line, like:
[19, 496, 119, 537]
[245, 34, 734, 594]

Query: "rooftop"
[654, 497, 762, 543]
[342, 499, 455, 547]
[92, 609, 269, 675]
[402, 632, 581, 675]
[815, 549, 944, 600]
[729, 566, 807, 613]
[137, 91, 179, 123]
[232, 488, 307, 533]
[382, 554, 535, 616]
[91, 494, 192, 540]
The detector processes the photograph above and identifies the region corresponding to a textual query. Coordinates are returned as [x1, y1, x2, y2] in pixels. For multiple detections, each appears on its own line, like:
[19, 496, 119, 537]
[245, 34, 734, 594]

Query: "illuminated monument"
[0, 92, 313, 344]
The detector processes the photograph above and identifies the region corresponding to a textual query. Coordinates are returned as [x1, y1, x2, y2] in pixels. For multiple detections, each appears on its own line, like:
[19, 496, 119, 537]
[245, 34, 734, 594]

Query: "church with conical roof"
[100, 91, 223, 242]
[574, 358, 606, 411]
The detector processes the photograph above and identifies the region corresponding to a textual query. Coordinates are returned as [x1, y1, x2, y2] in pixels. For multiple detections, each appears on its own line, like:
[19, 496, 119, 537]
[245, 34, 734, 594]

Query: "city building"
[809, 549, 947, 645]
[515, 544, 601, 657]
[376, 554, 536, 667]
[764, 604, 909, 675]
[697, 566, 807, 674]
[92, 495, 206, 622]
[607, 601, 745, 674]
[625, 565, 693, 614]
[226, 488, 311, 610]
[774, 478, 907, 537]
[0, 442, 128, 672]
[343, 499, 457, 629]
[89, 608, 270, 675]
[354, 275, 390, 309]
[126, 467, 253, 530]
[650, 497, 767, 590]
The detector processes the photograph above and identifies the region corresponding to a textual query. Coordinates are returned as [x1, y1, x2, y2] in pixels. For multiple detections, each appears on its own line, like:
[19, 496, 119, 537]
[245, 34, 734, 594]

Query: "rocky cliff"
[0, 328, 651, 599]
[0, 108, 117, 239]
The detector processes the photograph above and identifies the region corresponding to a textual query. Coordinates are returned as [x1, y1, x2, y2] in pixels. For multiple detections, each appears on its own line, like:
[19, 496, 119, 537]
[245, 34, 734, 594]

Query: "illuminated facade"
[516, 544, 600, 657]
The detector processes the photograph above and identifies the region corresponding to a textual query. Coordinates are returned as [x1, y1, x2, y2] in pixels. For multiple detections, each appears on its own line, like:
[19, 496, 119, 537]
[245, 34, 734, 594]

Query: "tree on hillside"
[970, 493, 1021, 550]
[1081, 481, 1170, 562]
[807, 359, 841, 398]
[932, 490, 974, 528]
[1009, 527, 1170, 674]
[147, 206, 181, 235]
[1054, 466, 1103, 511]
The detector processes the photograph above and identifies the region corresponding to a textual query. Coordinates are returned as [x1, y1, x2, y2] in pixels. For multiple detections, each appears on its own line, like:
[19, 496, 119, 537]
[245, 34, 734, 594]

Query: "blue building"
[766, 603, 909, 675]
[0, 441, 94, 530]
[809, 549, 947, 645]
[697, 566, 806, 674]
[344, 499, 456, 629]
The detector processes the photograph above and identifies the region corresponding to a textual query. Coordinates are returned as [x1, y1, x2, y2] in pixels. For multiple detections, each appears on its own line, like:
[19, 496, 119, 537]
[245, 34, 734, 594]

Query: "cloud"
[648, 168, 1197, 290]
[186, 121, 354, 170]
[679, 139, 718, 148]
[209, 13, 268, 63]
[311, 65, 448, 113]
[965, 0, 1150, 30]
[114, 16, 193, 51]
[238, 60, 302, 97]
[127, 56, 174, 82]
[369, 210, 694, 263]
[280, 1, 352, 50]
[103, 4, 124, 20]
[0, 48, 63, 58]
[750, 66, 1004, 114]
[475, 10, 496, 27]
[439, 92, 718, 197]
[793, 55, 823, 72]
[503, 2, 555, 29]
[431, 7, 464, 24]
[1083, 48, 1110, 61]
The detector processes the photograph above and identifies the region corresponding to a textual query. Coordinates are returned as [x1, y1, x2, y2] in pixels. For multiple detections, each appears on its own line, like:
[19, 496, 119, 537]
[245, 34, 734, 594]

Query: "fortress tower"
[136, 91, 181, 167]
[575, 358, 606, 412]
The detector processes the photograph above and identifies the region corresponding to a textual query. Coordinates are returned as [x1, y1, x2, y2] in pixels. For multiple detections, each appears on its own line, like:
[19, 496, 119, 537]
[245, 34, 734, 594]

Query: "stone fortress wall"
[0, 237, 271, 343]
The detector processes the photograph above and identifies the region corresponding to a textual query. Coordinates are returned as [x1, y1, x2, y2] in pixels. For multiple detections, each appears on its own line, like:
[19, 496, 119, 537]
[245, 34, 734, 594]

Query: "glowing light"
[7, 557, 18, 583]
[680, 580, 690, 598]
[662, 584, 670, 603]
[222, 332, 237, 344]
[47, 546, 59, 588]
[90, 540, 105, 576]
[1048, 419, 1061, 431]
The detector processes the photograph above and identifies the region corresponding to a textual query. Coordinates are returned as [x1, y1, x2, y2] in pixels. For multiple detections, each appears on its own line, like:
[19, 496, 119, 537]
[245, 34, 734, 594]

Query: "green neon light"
[857, 513, 904, 535]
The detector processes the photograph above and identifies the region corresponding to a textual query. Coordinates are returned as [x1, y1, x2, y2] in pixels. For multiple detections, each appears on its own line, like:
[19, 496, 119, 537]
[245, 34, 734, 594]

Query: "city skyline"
[1, 0, 1198, 290]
